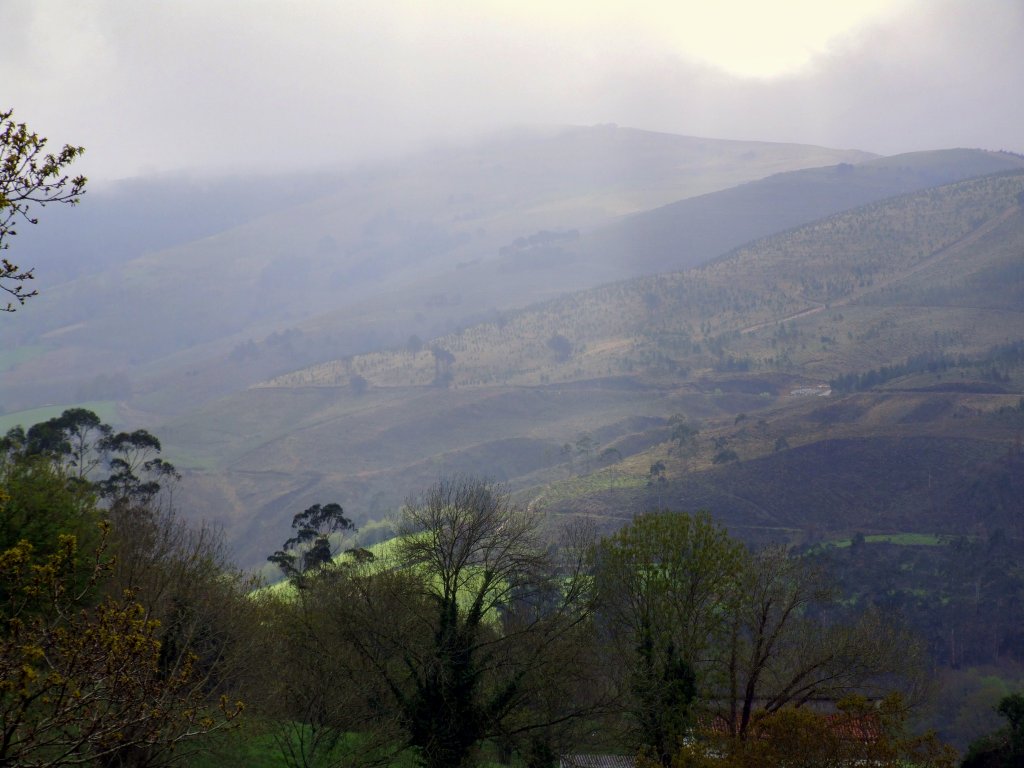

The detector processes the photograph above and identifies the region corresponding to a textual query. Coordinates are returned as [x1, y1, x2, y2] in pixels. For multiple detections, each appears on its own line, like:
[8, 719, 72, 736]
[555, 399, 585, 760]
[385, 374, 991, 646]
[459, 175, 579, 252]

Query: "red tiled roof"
[560, 755, 636, 768]
[699, 711, 883, 743]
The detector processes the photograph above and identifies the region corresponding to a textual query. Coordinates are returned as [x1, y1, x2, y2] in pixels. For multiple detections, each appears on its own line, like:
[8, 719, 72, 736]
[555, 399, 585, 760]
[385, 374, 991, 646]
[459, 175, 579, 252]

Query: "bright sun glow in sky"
[653, 0, 908, 77]
[5, 0, 1021, 178]
[487, 0, 909, 78]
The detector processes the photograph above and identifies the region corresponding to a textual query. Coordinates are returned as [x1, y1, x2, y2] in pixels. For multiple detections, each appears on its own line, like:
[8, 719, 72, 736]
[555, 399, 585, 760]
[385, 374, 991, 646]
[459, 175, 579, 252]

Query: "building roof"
[560, 755, 636, 768]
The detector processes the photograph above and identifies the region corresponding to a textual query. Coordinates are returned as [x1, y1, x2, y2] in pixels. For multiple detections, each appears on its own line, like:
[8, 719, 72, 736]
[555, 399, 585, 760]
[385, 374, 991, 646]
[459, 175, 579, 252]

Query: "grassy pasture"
[0, 400, 119, 434]
[256, 533, 509, 632]
[828, 532, 947, 548]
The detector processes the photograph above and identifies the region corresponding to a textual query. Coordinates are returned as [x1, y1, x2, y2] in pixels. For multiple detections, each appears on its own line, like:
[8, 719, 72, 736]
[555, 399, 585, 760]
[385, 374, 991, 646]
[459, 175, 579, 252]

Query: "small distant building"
[789, 384, 832, 397]
[560, 755, 636, 768]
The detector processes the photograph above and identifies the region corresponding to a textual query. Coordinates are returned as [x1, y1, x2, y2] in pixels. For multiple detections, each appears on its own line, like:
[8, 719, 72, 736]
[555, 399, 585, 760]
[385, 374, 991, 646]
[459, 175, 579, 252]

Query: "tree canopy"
[593, 511, 930, 766]
[261, 477, 599, 768]
[267, 501, 355, 584]
[0, 410, 250, 767]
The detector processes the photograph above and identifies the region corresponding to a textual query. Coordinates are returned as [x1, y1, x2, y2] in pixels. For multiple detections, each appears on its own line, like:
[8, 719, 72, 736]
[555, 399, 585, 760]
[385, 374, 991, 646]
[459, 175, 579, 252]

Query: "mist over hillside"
[5, 133, 1024, 562]
[2, 127, 878, 413]
[5, 129, 1021, 425]
[4, 124, 1024, 761]
[7, 4, 1024, 762]
[138, 168, 1024, 570]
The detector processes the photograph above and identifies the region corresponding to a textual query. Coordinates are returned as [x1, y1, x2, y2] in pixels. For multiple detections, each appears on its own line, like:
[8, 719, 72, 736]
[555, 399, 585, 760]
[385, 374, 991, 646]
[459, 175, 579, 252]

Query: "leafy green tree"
[1, 108, 86, 311]
[0, 449, 101, 602]
[593, 511, 745, 765]
[963, 693, 1024, 767]
[2, 412, 254, 767]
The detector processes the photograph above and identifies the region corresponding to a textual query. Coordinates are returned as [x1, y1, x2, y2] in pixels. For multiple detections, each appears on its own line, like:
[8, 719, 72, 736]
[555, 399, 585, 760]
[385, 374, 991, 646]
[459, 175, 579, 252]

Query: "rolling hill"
[11, 141, 1020, 426]
[1, 126, 877, 415]
[156, 169, 1024, 566]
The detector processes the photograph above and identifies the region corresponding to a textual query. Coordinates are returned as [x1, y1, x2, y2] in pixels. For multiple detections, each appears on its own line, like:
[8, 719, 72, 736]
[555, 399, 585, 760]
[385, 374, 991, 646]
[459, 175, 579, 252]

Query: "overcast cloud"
[3, 0, 1022, 181]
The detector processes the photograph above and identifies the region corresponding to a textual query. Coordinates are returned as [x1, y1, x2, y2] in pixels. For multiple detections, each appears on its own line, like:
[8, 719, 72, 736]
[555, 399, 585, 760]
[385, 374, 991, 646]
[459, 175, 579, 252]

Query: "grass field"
[828, 532, 948, 548]
[0, 400, 119, 434]
[186, 724, 429, 768]
[189, 721, 532, 768]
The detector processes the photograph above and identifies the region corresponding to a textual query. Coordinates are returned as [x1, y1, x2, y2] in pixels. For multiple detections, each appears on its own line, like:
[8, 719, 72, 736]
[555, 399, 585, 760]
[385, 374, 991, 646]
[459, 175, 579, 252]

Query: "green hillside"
[158, 170, 1024, 566]
[576, 147, 1024, 278]
[0, 127, 873, 415]
[8, 140, 1021, 428]
[123, 147, 1024, 419]
[259, 172, 1024, 390]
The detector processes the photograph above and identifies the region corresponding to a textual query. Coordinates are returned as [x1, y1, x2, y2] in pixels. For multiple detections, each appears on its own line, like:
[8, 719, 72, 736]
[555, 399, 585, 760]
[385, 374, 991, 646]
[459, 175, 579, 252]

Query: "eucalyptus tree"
[267, 502, 355, 586]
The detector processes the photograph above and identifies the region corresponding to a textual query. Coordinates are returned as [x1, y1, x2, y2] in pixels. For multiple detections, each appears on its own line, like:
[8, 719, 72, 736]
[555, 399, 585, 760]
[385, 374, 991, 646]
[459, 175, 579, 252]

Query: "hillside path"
[738, 203, 1022, 336]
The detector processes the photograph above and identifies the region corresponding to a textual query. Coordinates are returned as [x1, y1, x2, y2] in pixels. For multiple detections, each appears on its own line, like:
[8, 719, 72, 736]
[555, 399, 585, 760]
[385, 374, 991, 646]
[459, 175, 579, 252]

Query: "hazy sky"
[4, 0, 1022, 181]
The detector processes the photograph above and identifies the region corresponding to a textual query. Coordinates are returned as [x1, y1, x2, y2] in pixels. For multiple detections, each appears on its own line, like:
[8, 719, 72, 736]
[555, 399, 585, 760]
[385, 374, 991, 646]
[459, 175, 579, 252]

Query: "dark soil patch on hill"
[545, 435, 1024, 544]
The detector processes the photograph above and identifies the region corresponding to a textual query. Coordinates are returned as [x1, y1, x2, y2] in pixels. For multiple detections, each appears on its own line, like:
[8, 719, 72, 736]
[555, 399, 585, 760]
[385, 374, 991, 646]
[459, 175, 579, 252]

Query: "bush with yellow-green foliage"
[0, 527, 243, 767]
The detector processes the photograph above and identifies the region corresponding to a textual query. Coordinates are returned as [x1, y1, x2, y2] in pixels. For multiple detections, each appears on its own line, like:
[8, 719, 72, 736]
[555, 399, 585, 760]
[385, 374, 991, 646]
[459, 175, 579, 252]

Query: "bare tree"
[712, 546, 927, 741]
[326, 477, 598, 768]
[257, 574, 405, 768]
[102, 499, 259, 768]
[1, 108, 86, 311]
